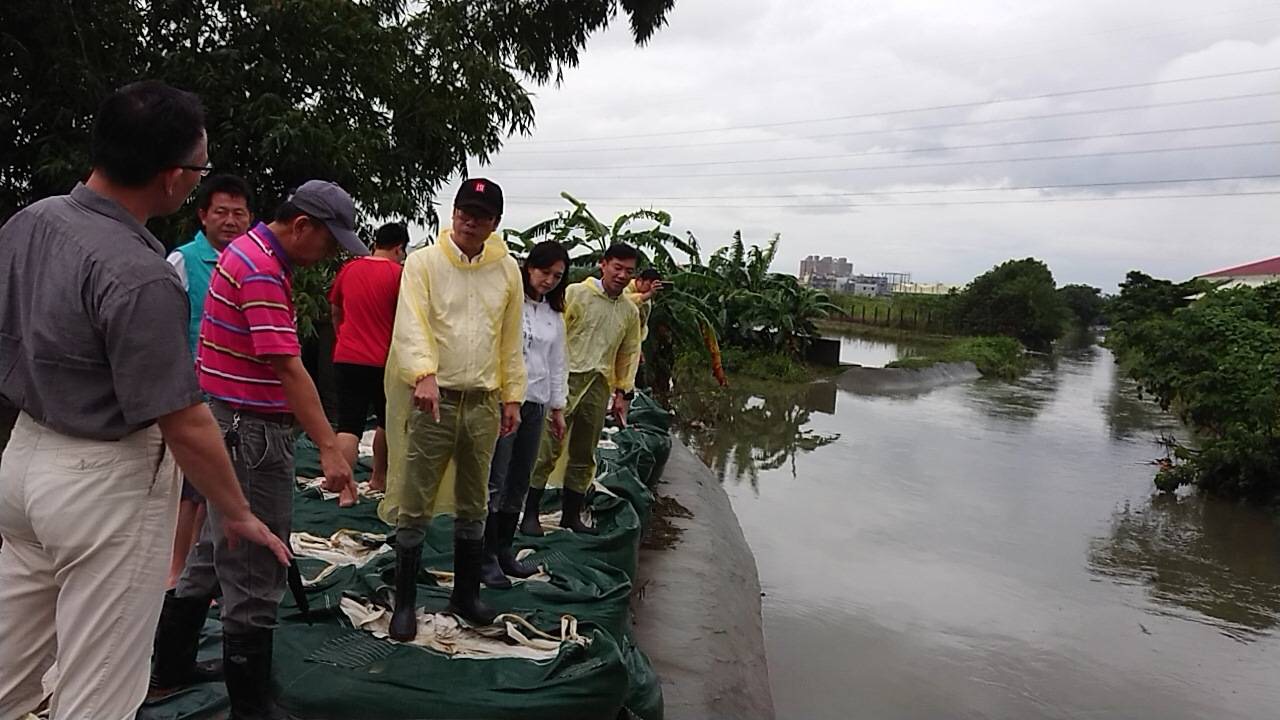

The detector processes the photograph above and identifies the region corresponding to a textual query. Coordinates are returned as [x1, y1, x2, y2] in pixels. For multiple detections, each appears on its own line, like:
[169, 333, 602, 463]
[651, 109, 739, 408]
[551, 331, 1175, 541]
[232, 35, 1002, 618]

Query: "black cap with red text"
[454, 178, 503, 217]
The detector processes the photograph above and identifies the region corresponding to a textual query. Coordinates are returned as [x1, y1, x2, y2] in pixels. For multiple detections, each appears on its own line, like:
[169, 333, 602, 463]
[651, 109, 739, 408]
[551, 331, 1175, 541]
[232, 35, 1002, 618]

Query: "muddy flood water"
[675, 332, 1280, 720]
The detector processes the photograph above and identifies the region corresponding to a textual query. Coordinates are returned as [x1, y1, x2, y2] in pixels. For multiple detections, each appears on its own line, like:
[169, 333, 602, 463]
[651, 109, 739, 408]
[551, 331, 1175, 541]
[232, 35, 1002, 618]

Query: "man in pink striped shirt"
[151, 181, 364, 717]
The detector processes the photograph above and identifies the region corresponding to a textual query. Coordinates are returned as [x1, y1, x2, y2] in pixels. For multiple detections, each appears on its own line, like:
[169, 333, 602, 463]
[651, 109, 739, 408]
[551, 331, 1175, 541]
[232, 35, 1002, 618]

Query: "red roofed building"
[1198, 255, 1280, 289]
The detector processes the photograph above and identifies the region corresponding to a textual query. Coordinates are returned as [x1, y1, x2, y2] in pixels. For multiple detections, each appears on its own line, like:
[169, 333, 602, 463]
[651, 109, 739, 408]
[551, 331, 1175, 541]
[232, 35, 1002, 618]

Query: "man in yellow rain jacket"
[523, 244, 642, 536]
[378, 178, 526, 638]
[625, 267, 664, 343]
[625, 267, 664, 388]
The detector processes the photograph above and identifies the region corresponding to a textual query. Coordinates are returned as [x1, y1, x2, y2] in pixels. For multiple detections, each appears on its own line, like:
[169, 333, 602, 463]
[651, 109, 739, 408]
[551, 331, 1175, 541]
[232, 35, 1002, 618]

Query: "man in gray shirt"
[0, 81, 290, 720]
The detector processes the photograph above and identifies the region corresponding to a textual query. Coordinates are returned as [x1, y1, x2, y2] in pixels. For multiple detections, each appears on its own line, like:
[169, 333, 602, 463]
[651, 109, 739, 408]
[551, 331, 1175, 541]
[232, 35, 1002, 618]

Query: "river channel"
[674, 331, 1280, 720]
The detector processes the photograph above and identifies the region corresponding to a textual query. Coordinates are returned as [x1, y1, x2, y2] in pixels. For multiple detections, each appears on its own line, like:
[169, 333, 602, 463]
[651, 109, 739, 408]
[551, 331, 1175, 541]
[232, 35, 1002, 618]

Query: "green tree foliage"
[1058, 284, 1106, 327]
[1105, 271, 1214, 352]
[0, 0, 674, 226]
[1109, 282, 1280, 502]
[951, 258, 1068, 349]
[2, 1, 674, 338]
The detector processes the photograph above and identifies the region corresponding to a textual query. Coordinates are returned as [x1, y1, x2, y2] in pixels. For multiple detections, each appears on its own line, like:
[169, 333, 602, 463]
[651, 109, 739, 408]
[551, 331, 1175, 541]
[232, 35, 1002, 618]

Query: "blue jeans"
[175, 400, 295, 633]
[488, 401, 547, 514]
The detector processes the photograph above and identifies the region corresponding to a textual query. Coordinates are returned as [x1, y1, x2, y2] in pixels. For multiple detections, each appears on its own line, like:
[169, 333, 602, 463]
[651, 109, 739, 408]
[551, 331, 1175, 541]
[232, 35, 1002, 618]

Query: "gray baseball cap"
[288, 180, 369, 256]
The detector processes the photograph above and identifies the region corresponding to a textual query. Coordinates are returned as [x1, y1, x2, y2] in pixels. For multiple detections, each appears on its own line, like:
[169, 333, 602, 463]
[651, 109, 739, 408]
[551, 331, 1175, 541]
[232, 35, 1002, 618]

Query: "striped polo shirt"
[195, 222, 299, 411]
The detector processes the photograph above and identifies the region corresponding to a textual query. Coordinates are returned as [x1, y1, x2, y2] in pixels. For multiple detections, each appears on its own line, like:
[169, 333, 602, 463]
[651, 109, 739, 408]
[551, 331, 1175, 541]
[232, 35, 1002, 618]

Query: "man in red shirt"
[329, 222, 408, 503]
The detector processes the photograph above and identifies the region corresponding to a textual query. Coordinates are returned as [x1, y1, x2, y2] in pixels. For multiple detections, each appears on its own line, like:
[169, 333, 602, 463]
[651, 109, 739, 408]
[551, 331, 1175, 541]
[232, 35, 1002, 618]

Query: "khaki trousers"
[530, 372, 611, 493]
[393, 388, 500, 539]
[0, 413, 179, 720]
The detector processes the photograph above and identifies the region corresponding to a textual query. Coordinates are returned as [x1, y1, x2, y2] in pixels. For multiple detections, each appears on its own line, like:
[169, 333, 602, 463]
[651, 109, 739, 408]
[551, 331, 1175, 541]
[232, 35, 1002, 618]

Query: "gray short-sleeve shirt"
[0, 183, 203, 440]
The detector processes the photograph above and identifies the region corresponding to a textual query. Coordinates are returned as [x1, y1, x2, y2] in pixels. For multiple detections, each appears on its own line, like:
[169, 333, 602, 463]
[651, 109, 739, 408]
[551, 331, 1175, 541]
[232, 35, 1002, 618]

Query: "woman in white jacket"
[482, 241, 570, 588]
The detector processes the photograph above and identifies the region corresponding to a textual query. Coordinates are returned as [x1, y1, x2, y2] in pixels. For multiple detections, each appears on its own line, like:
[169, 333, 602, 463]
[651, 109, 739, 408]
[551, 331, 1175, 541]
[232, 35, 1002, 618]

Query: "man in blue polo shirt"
[164, 174, 254, 589]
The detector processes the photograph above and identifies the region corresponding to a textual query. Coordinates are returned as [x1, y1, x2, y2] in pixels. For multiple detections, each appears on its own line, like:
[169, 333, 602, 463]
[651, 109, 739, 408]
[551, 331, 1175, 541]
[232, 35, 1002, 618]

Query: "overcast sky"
[449, 0, 1280, 290]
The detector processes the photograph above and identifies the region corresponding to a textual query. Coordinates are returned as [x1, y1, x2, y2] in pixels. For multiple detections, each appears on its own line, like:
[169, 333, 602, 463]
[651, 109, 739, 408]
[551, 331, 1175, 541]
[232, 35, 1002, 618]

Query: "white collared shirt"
[448, 234, 484, 265]
[522, 295, 568, 409]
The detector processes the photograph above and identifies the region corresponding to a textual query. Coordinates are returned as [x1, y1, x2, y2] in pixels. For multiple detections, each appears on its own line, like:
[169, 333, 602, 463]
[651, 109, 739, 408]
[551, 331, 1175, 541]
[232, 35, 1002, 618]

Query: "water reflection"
[1089, 493, 1280, 639]
[962, 363, 1060, 422]
[683, 333, 1280, 719]
[1104, 368, 1182, 442]
[830, 330, 940, 367]
[673, 381, 839, 490]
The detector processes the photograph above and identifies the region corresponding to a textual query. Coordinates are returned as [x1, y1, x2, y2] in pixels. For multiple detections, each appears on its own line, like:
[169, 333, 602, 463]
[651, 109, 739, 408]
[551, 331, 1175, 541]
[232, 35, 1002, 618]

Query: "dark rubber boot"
[149, 591, 220, 698]
[446, 537, 498, 626]
[224, 629, 295, 720]
[495, 511, 538, 578]
[389, 541, 421, 641]
[519, 487, 545, 537]
[480, 514, 512, 589]
[559, 489, 599, 535]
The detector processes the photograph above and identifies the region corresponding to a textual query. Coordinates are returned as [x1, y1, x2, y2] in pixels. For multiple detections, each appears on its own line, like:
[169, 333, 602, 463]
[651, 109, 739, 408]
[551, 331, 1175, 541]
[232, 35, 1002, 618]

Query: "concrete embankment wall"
[835, 360, 980, 395]
[632, 440, 776, 720]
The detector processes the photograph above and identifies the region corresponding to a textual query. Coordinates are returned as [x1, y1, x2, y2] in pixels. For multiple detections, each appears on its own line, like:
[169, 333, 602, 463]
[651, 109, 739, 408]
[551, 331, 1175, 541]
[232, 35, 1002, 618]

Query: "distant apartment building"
[808, 275, 840, 291]
[898, 281, 961, 295]
[842, 274, 891, 297]
[798, 257, 947, 297]
[799, 255, 853, 284]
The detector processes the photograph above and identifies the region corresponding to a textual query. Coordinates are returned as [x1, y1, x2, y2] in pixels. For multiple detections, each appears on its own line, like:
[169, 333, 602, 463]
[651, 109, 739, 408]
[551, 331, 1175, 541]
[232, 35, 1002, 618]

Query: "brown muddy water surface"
[674, 335, 1280, 720]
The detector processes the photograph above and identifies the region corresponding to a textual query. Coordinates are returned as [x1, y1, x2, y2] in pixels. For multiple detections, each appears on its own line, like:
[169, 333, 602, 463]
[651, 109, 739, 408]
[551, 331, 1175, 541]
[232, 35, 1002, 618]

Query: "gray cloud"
[457, 0, 1280, 290]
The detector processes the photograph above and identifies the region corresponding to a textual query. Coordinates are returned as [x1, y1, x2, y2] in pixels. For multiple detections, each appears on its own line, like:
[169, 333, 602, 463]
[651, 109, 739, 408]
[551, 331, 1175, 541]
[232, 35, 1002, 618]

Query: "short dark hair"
[195, 174, 253, 212]
[90, 80, 206, 188]
[273, 199, 308, 223]
[374, 222, 410, 249]
[522, 241, 571, 312]
[638, 268, 662, 281]
[603, 243, 639, 263]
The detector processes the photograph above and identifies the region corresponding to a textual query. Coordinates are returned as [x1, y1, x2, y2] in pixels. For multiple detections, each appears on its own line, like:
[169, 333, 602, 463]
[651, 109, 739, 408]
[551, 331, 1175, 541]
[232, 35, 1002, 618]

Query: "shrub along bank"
[886, 336, 1027, 380]
[1106, 272, 1280, 504]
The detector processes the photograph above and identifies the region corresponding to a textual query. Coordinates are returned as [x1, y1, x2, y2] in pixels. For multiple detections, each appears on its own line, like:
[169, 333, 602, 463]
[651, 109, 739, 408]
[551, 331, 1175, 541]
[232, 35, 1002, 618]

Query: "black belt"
[210, 399, 294, 426]
[239, 408, 295, 426]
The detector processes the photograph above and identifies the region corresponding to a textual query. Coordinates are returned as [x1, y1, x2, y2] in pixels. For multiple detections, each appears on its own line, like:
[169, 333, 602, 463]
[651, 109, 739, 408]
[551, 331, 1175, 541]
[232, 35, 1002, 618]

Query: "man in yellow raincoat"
[625, 267, 664, 343]
[378, 178, 526, 639]
[522, 244, 642, 536]
[625, 267, 664, 388]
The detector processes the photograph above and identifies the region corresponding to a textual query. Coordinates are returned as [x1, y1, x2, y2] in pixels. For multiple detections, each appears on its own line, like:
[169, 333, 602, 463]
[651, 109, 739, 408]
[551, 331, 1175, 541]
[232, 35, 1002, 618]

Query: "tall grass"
[886, 336, 1026, 379]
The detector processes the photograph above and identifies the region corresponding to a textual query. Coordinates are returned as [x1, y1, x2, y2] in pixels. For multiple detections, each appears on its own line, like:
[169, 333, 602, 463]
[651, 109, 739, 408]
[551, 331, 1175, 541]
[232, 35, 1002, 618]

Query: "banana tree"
[646, 275, 728, 390]
[504, 192, 700, 270]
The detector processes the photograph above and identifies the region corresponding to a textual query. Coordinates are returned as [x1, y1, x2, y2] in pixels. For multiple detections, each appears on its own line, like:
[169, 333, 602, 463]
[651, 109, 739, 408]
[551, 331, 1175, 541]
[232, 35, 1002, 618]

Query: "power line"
[500, 90, 1280, 154]
[831, 5, 1280, 78]
[490, 119, 1280, 171]
[490, 140, 1280, 180]
[514, 66, 1280, 144]
[501, 173, 1280, 202]
[504, 190, 1280, 210]
[551, 4, 1280, 117]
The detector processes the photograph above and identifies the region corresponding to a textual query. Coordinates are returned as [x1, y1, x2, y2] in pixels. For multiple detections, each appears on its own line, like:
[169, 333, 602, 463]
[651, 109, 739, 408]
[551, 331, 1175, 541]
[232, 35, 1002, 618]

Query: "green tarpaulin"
[140, 393, 672, 720]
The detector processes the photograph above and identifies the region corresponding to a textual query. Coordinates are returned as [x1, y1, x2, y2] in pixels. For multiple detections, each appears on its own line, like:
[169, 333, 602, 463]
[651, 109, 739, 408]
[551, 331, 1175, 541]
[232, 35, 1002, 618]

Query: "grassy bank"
[668, 346, 834, 395]
[814, 318, 955, 344]
[886, 336, 1027, 379]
